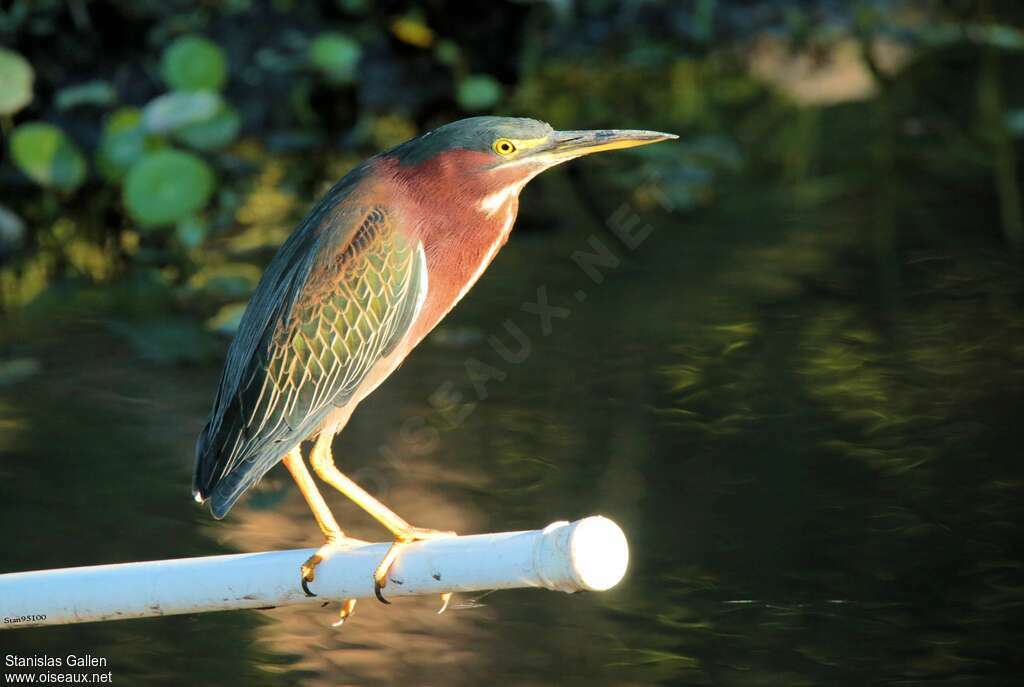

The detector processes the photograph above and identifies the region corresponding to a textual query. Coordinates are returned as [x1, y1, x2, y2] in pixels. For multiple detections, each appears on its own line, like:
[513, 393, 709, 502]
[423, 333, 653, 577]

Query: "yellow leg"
[282, 447, 341, 540]
[308, 430, 455, 607]
[281, 448, 358, 625]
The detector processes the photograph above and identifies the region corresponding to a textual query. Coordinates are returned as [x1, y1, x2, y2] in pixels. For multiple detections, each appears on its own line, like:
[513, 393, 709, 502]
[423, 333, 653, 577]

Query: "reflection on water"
[2, 163, 1023, 685]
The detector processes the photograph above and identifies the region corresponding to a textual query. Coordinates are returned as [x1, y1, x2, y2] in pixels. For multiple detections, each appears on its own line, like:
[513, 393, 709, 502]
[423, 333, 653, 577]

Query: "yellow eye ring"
[493, 138, 517, 156]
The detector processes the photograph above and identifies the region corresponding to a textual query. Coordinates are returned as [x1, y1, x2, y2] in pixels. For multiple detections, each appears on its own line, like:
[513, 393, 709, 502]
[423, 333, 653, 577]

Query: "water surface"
[2, 163, 1022, 686]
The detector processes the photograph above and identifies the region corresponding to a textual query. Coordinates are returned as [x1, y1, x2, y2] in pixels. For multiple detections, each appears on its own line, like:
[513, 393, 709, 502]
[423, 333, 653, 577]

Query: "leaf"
[457, 74, 501, 110]
[1007, 110, 1024, 138]
[175, 104, 241, 150]
[0, 203, 26, 254]
[0, 48, 33, 115]
[338, 0, 369, 13]
[123, 149, 215, 227]
[161, 35, 228, 91]
[174, 215, 207, 248]
[142, 90, 223, 133]
[0, 358, 41, 387]
[972, 24, 1024, 50]
[390, 14, 434, 48]
[9, 122, 87, 191]
[96, 107, 162, 182]
[309, 32, 362, 84]
[434, 39, 460, 66]
[55, 80, 117, 109]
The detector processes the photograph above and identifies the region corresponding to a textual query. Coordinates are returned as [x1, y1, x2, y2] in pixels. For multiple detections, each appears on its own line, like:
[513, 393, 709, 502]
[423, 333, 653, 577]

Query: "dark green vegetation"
[1, 1, 1023, 685]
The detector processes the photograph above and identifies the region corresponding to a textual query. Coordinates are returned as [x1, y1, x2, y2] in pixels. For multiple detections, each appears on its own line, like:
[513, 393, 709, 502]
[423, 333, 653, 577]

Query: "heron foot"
[300, 536, 366, 626]
[332, 598, 358, 627]
[373, 527, 457, 608]
[300, 551, 325, 596]
[438, 592, 452, 614]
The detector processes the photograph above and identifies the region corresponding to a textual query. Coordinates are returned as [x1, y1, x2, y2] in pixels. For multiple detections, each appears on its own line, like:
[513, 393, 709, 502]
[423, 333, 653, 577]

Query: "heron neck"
[384, 151, 535, 346]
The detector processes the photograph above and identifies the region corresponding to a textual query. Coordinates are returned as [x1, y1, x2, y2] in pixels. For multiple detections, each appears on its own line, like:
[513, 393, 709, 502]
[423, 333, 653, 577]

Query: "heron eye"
[493, 138, 517, 156]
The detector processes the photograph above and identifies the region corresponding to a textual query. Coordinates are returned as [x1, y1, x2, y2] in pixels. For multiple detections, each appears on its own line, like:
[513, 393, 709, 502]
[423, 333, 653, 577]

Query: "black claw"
[374, 581, 391, 605]
[301, 577, 317, 598]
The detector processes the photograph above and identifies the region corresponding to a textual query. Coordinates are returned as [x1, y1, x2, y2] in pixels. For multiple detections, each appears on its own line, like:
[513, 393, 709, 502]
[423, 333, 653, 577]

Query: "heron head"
[390, 116, 677, 189]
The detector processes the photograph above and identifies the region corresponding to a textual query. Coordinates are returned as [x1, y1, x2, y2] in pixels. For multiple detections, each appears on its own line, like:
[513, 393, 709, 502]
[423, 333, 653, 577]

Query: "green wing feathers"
[262, 206, 423, 434]
[194, 202, 426, 517]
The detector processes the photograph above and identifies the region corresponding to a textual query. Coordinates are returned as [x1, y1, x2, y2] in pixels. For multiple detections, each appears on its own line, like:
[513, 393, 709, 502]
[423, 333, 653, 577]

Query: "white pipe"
[0, 516, 628, 630]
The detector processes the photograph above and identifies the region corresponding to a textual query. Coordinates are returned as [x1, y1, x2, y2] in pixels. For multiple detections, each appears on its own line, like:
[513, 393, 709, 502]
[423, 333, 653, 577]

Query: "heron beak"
[544, 129, 678, 159]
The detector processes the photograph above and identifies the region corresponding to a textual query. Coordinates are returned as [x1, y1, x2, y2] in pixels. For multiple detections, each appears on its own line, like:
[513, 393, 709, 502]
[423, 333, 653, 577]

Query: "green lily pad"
[339, 0, 369, 13]
[55, 80, 117, 110]
[310, 32, 362, 84]
[96, 107, 163, 181]
[1007, 110, 1024, 138]
[457, 74, 501, 110]
[975, 24, 1024, 50]
[175, 104, 241, 150]
[161, 35, 228, 91]
[0, 48, 33, 115]
[124, 149, 215, 227]
[142, 90, 223, 133]
[9, 122, 87, 191]
[0, 203, 26, 253]
[434, 39, 460, 66]
[0, 358, 41, 387]
[174, 215, 207, 248]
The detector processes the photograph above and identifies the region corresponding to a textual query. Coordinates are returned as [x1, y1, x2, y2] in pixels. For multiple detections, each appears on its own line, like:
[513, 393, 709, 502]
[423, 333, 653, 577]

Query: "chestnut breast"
[385, 150, 530, 353]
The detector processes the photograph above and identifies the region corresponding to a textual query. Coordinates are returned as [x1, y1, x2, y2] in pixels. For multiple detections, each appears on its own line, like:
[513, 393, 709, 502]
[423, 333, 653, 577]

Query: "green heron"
[193, 116, 675, 624]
